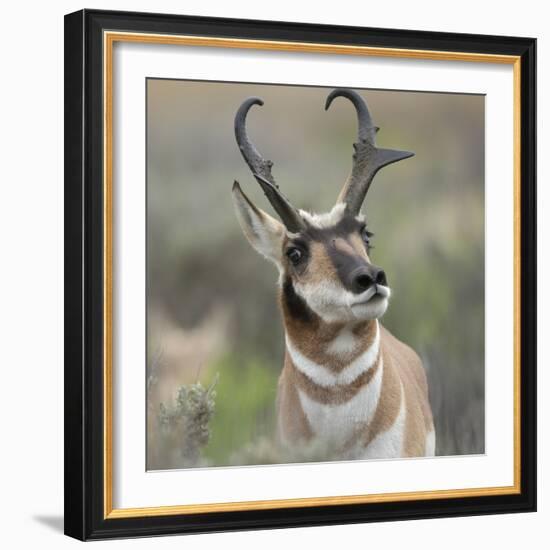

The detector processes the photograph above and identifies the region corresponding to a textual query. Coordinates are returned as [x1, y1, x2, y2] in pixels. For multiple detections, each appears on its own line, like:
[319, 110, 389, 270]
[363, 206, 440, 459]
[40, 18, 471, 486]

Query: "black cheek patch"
[282, 276, 314, 323]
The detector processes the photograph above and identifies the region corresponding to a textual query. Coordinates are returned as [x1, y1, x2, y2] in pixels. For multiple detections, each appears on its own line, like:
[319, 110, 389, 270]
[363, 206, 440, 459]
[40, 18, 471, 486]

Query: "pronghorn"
[232, 89, 435, 460]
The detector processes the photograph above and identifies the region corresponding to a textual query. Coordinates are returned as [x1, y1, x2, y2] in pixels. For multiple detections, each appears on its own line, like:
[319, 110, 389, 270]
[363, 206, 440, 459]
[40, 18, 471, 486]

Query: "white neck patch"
[298, 356, 384, 450]
[326, 326, 360, 356]
[286, 322, 380, 387]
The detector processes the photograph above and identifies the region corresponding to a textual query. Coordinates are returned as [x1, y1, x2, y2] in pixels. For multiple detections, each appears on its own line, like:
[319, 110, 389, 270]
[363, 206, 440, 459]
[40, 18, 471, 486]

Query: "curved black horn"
[325, 88, 414, 215]
[235, 97, 305, 233]
[325, 88, 377, 144]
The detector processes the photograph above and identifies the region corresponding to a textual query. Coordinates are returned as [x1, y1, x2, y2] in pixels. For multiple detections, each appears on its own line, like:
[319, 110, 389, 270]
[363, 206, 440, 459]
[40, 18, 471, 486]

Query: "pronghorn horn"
[235, 97, 306, 233]
[325, 88, 414, 215]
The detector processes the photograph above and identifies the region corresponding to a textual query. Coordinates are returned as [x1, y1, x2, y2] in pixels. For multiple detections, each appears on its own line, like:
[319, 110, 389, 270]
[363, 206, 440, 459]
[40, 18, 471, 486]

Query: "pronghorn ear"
[232, 181, 285, 265]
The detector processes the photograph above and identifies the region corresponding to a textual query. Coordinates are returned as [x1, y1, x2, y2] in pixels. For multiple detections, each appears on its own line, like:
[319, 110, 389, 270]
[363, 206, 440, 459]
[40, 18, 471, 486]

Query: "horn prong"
[326, 89, 414, 214]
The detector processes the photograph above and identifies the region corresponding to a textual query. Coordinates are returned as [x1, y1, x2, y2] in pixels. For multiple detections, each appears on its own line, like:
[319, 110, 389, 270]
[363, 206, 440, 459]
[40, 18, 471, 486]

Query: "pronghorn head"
[232, 89, 414, 324]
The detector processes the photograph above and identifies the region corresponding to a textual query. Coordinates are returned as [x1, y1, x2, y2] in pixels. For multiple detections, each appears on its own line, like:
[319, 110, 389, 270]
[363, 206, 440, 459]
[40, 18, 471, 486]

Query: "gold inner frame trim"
[103, 30, 522, 520]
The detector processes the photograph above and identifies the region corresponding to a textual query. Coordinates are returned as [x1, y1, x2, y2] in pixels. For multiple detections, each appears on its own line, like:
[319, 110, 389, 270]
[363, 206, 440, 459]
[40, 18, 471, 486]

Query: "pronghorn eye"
[286, 247, 303, 265]
[362, 228, 373, 249]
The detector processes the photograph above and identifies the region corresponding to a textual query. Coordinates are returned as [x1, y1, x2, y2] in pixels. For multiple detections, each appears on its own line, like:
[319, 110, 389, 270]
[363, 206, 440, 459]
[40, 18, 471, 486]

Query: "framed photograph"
[64, 9, 536, 540]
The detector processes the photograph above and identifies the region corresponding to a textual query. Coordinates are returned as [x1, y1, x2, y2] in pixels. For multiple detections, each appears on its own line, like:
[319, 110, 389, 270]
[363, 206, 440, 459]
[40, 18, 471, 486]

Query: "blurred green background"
[146, 79, 485, 469]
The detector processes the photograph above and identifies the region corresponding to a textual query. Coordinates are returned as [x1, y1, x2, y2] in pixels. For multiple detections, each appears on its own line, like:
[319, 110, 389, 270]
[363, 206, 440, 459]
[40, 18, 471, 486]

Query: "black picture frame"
[64, 8, 536, 541]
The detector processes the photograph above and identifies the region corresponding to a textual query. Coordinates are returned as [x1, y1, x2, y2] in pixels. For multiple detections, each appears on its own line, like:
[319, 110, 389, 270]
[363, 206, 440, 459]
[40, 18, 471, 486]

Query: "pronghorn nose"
[375, 268, 387, 286]
[352, 267, 387, 294]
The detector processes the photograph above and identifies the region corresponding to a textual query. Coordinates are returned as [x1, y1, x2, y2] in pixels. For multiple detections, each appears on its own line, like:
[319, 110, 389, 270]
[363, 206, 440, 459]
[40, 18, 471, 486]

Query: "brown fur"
[305, 241, 339, 285]
[282, 306, 378, 372]
[234, 187, 434, 456]
[289, 234, 371, 289]
[276, 363, 313, 444]
[362, 345, 403, 447]
[277, 319, 434, 457]
[279, 236, 377, 371]
[289, 350, 381, 405]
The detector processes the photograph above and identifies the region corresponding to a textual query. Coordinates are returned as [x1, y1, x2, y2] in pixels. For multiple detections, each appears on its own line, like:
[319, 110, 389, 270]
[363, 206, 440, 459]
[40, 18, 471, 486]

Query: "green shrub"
[151, 375, 218, 469]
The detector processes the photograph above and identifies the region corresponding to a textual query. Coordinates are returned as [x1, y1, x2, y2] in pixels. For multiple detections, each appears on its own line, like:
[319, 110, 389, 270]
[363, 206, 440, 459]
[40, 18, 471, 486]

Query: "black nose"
[351, 267, 387, 294]
[374, 268, 387, 286]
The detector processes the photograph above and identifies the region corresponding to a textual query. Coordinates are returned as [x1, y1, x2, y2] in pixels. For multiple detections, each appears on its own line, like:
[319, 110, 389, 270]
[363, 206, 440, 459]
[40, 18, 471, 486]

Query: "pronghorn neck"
[280, 293, 383, 453]
[276, 282, 435, 460]
[284, 318, 379, 373]
[279, 283, 379, 371]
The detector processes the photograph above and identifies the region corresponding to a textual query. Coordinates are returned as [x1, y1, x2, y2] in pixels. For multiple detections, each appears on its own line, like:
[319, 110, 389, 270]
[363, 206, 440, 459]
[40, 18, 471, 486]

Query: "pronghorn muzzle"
[349, 265, 388, 294]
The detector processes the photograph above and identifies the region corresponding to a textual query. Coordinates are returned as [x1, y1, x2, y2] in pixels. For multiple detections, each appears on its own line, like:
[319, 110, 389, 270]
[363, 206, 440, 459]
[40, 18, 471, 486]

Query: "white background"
[0, 0, 546, 548]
